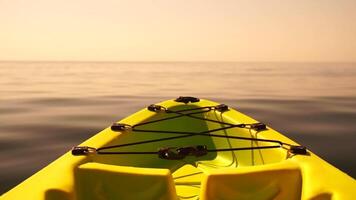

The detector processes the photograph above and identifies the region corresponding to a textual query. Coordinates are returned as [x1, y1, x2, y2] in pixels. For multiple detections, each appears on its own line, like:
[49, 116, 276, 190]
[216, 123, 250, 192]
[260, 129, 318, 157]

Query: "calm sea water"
[0, 62, 355, 194]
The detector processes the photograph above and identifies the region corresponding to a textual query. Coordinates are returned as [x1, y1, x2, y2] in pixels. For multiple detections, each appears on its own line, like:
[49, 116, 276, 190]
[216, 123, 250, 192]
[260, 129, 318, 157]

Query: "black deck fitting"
[158, 145, 208, 160]
[111, 123, 132, 132]
[290, 146, 308, 155]
[147, 104, 166, 112]
[215, 104, 229, 112]
[177, 145, 208, 157]
[71, 146, 96, 156]
[250, 123, 267, 131]
[175, 96, 200, 104]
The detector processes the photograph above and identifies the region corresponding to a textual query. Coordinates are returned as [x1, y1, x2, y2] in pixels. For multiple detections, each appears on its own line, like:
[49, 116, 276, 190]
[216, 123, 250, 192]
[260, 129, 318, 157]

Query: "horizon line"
[1, 60, 356, 64]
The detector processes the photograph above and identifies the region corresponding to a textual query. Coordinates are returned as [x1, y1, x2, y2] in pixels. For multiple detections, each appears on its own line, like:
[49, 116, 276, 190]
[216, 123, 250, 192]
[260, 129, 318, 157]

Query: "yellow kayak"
[2, 97, 355, 200]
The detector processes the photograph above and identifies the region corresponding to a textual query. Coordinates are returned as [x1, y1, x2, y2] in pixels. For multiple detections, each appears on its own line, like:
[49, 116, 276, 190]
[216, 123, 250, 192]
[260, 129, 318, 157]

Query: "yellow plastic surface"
[201, 160, 302, 200]
[1, 99, 355, 200]
[75, 163, 176, 200]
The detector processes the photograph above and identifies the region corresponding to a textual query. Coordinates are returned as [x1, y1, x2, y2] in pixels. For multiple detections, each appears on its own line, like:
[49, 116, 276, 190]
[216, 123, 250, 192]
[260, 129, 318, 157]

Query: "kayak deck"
[93, 104, 286, 168]
[2, 98, 355, 200]
[86, 103, 289, 199]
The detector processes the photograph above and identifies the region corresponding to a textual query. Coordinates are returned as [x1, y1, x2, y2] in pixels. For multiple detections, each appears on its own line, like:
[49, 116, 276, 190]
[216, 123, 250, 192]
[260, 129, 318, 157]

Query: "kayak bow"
[2, 97, 355, 200]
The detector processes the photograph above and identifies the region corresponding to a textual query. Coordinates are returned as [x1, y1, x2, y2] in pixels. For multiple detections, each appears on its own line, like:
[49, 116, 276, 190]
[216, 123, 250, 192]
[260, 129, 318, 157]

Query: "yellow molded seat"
[74, 163, 177, 200]
[200, 161, 302, 200]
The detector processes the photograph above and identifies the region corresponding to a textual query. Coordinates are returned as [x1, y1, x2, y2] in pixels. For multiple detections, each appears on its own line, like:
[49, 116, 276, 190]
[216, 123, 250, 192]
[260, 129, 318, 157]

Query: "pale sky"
[0, 0, 356, 62]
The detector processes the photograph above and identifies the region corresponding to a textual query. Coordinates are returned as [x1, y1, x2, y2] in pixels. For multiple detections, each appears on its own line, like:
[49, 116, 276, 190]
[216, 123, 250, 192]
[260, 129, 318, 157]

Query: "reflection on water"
[0, 62, 355, 194]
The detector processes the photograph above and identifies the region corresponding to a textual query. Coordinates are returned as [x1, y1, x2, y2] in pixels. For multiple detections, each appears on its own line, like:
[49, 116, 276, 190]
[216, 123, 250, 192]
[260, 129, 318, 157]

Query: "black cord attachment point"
[177, 145, 208, 157]
[158, 145, 208, 160]
[250, 122, 267, 131]
[72, 146, 97, 156]
[175, 96, 200, 104]
[147, 104, 166, 112]
[111, 123, 132, 132]
[215, 104, 229, 112]
[158, 147, 184, 160]
[289, 146, 307, 155]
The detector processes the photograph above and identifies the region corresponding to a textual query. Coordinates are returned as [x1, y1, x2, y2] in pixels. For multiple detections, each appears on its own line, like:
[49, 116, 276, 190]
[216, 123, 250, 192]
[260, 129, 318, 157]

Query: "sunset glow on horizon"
[1, 0, 356, 62]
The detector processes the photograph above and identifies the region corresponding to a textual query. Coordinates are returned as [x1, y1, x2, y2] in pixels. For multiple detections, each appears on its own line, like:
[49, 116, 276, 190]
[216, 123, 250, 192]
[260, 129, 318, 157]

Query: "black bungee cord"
[72, 101, 307, 160]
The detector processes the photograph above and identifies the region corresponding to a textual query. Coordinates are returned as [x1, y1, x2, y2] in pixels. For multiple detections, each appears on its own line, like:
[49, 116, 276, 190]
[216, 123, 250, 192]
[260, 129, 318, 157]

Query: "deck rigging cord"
[72, 99, 307, 160]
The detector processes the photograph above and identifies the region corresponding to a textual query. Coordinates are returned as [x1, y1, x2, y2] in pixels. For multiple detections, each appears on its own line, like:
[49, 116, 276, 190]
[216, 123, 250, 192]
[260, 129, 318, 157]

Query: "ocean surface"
[0, 61, 355, 194]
